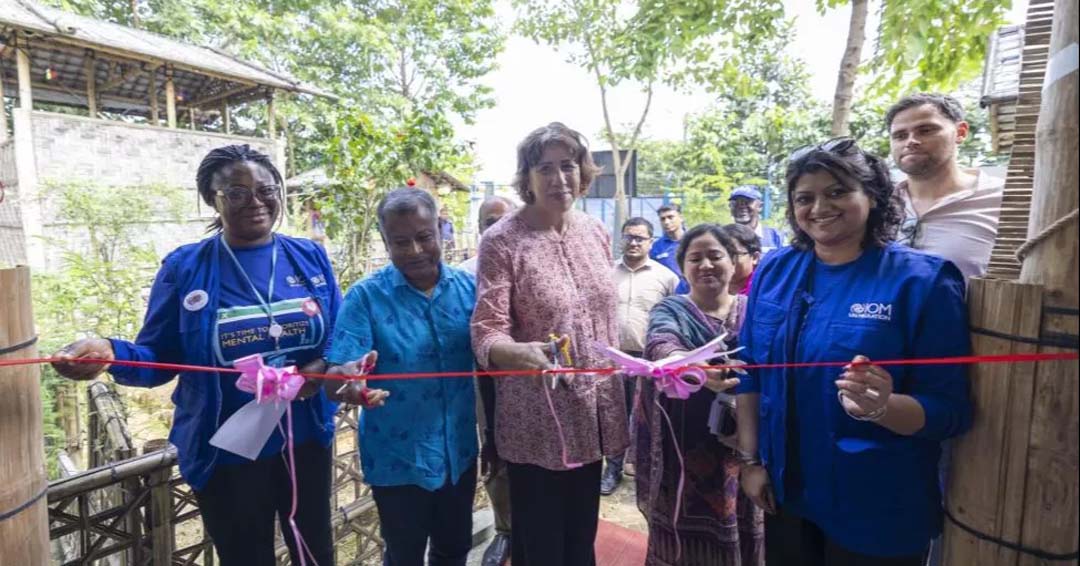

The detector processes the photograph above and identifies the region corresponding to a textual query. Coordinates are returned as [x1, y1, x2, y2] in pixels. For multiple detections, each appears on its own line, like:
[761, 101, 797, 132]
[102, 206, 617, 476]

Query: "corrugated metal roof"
[0, 0, 334, 99]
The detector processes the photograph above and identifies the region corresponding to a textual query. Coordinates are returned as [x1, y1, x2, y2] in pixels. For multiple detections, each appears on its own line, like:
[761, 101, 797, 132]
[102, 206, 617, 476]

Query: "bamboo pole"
[943, 1, 1079, 563]
[267, 92, 276, 138]
[1013, 0, 1079, 562]
[1020, 0, 1079, 304]
[16, 39, 32, 110]
[164, 67, 176, 129]
[0, 266, 50, 565]
[84, 50, 97, 118]
[148, 68, 158, 125]
[143, 439, 173, 566]
[0, 74, 8, 142]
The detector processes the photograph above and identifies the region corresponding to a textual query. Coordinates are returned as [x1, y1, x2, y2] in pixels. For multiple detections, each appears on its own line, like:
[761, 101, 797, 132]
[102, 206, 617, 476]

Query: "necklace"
[221, 235, 282, 350]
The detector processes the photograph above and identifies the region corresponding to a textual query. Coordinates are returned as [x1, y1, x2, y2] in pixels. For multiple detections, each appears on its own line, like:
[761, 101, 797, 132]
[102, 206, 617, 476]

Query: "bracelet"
[735, 449, 762, 467]
[838, 390, 888, 422]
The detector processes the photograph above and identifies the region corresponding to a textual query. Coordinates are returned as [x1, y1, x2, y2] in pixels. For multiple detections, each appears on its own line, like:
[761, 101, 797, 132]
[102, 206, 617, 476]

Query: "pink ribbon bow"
[600, 334, 742, 561]
[231, 354, 318, 566]
[234, 354, 305, 404]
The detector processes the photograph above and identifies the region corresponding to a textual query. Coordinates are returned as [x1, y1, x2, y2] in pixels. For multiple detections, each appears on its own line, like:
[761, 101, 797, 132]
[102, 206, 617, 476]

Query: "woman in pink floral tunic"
[471, 122, 629, 566]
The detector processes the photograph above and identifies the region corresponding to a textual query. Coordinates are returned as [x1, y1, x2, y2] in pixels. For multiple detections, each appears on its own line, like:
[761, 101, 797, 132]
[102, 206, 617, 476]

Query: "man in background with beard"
[728, 185, 784, 253]
[887, 93, 1004, 280]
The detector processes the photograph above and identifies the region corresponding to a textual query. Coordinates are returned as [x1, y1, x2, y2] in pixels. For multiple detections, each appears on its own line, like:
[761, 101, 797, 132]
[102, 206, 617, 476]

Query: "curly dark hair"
[784, 140, 902, 251]
[195, 144, 284, 232]
[511, 122, 602, 204]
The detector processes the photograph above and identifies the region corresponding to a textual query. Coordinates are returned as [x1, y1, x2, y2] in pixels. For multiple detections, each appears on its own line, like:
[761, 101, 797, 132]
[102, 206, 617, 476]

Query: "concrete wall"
[0, 138, 25, 266]
[1, 111, 286, 271]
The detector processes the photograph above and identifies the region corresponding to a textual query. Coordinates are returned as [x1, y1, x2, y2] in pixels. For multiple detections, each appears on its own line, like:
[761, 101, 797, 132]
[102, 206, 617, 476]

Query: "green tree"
[41, 0, 504, 176]
[32, 181, 185, 473]
[822, 0, 1011, 135]
[320, 104, 470, 286]
[515, 0, 784, 241]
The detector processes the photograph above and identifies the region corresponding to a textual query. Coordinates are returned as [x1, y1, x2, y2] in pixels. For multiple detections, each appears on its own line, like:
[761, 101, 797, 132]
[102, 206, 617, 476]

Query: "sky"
[458, 0, 1030, 185]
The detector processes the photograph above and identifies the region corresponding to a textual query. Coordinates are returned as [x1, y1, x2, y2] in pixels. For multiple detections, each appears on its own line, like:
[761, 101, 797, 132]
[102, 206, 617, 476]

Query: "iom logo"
[849, 302, 892, 321]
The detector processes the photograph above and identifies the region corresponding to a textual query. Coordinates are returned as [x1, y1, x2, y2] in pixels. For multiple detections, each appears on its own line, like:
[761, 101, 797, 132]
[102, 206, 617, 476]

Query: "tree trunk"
[830, 0, 869, 136]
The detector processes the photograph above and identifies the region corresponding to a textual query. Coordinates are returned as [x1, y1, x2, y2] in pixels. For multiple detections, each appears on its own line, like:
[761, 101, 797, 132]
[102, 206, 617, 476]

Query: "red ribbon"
[1, 351, 1077, 380]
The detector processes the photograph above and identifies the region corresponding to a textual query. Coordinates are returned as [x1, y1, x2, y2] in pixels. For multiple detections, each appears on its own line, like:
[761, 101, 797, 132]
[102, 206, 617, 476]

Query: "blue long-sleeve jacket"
[736, 243, 972, 557]
[107, 235, 342, 489]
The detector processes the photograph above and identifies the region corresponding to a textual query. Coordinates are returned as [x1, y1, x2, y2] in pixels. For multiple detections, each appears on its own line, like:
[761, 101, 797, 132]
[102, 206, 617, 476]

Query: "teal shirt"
[327, 264, 478, 490]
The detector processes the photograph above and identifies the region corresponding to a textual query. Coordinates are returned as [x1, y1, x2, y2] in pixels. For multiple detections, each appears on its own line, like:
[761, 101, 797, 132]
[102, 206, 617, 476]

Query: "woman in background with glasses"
[51, 144, 373, 566]
[734, 138, 973, 565]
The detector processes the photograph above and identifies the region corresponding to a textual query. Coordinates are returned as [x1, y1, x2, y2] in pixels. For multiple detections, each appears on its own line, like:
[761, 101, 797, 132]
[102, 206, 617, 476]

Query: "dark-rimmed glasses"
[216, 185, 281, 206]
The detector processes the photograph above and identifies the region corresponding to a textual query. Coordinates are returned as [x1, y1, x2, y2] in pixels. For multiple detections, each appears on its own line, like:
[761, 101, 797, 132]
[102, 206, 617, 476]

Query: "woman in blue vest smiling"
[734, 138, 972, 565]
[50, 144, 369, 566]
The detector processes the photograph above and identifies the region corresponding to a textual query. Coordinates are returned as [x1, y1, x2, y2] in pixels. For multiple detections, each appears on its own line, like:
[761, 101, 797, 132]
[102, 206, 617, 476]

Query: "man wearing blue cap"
[729, 185, 784, 252]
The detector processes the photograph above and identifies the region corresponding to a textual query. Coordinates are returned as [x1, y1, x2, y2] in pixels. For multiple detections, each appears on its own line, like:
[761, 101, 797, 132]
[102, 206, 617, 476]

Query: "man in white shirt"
[603, 217, 680, 496]
[459, 195, 515, 566]
[888, 93, 1004, 566]
[887, 93, 1005, 280]
[458, 196, 515, 275]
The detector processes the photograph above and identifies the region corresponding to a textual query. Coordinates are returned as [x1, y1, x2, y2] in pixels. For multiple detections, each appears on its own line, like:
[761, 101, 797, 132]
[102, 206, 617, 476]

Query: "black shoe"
[600, 465, 623, 496]
[481, 533, 511, 566]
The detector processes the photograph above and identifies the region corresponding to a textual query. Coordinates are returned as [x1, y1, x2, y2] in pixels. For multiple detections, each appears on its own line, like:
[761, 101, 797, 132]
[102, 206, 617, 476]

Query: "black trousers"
[507, 460, 602, 566]
[765, 509, 926, 566]
[195, 441, 333, 566]
[370, 464, 478, 566]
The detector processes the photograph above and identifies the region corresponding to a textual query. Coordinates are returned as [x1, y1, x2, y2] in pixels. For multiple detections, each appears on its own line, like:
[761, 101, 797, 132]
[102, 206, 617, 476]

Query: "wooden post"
[143, 439, 174, 566]
[943, 0, 1079, 563]
[84, 50, 97, 118]
[16, 39, 32, 110]
[1020, 0, 1079, 304]
[188, 106, 195, 130]
[0, 70, 8, 142]
[148, 68, 159, 125]
[164, 67, 176, 129]
[0, 267, 50, 565]
[222, 101, 231, 134]
[1014, 0, 1079, 559]
[267, 92, 276, 138]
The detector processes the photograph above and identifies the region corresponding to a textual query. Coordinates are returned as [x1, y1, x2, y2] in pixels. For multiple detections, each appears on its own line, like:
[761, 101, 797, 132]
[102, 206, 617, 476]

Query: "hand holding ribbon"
[601, 333, 744, 399]
[324, 351, 389, 408]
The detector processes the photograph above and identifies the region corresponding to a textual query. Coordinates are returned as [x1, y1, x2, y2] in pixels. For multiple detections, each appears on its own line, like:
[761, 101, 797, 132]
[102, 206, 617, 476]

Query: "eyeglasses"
[788, 137, 859, 163]
[621, 234, 651, 245]
[216, 185, 281, 206]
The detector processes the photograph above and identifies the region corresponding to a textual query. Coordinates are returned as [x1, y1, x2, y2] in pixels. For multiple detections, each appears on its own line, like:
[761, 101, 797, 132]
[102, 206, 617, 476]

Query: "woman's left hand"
[698, 364, 741, 393]
[835, 355, 893, 416]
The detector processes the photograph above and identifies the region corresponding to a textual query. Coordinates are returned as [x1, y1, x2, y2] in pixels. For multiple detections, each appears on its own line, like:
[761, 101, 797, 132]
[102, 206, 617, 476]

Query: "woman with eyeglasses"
[734, 138, 972, 565]
[50, 144, 370, 566]
[635, 223, 764, 566]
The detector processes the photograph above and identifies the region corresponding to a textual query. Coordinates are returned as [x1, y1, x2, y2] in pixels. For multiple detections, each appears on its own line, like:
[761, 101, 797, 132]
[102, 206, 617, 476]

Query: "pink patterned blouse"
[471, 208, 629, 471]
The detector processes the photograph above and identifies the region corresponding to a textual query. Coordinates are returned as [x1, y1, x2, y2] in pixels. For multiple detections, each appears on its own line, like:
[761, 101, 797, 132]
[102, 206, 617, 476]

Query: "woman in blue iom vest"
[734, 138, 972, 565]
[51, 145, 351, 566]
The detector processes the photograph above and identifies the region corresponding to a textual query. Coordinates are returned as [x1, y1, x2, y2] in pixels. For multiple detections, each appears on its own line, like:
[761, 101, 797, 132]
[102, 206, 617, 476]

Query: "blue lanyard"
[221, 235, 281, 348]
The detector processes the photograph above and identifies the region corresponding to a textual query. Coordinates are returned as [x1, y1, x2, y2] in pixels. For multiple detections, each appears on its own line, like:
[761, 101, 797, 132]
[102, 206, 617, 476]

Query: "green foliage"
[32, 182, 183, 475]
[815, 0, 1010, 99]
[41, 0, 505, 176]
[320, 105, 470, 286]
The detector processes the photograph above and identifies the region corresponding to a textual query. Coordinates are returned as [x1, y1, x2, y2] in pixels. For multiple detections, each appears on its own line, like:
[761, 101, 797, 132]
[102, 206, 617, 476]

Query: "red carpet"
[595, 519, 647, 566]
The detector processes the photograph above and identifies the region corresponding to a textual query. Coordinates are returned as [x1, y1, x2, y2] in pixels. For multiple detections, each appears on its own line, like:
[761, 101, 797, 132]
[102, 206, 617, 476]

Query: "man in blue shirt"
[649, 203, 689, 293]
[327, 187, 478, 566]
[729, 185, 784, 252]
